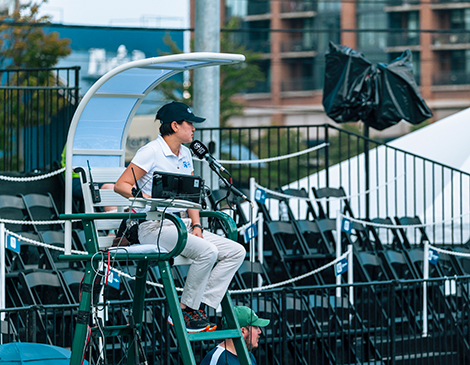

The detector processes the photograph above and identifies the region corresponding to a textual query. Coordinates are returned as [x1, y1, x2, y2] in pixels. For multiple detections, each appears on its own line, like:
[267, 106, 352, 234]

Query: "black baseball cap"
[156, 101, 206, 124]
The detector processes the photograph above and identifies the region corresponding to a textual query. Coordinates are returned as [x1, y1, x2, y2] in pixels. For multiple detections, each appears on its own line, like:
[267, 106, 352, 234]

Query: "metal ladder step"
[187, 329, 242, 342]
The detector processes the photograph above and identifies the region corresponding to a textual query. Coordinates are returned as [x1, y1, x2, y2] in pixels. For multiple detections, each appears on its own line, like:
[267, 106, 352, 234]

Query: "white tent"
[283, 108, 470, 244]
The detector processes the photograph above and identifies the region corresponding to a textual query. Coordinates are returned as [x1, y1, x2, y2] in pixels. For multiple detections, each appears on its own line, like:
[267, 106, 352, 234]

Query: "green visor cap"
[224, 306, 270, 328]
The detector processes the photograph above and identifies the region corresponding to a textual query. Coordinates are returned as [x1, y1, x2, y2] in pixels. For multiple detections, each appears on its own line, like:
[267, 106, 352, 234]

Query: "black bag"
[323, 42, 433, 131]
[112, 219, 140, 247]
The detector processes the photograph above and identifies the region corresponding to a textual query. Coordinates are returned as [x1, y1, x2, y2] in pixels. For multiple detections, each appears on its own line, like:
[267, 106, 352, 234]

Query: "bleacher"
[2, 52, 470, 364]
[3, 167, 470, 364]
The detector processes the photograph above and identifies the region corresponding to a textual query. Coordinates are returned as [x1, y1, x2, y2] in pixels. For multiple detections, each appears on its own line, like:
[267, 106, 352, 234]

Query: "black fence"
[2, 278, 470, 364]
[0, 67, 80, 172]
[195, 124, 470, 246]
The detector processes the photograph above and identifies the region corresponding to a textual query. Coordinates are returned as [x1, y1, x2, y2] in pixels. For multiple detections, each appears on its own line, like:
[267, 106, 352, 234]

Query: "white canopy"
[63, 52, 245, 253]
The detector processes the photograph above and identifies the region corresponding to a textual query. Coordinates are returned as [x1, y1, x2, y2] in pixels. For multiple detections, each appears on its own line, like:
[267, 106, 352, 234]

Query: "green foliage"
[0, 1, 72, 171]
[221, 129, 314, 189]
[157, 18, 264, 126]
[0, 1, 71, 69]
[219, 18, 264, 126]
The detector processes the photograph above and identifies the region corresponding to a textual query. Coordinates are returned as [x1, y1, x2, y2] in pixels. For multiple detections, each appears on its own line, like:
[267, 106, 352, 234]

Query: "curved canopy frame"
[64, 52, 245, 253]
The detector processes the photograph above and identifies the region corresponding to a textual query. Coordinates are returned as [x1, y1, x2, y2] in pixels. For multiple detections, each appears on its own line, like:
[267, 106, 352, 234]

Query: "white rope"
[5, 230, 86, 255]
[230, 247, 352, 294]
[0, 218, 73, 225]
[0, 167, 65, 182]
[339, 211, 470, 230]
[237, 215, 262, 233]
[193, 143, 328, 165]
[253, 174, 404, 203]
[7, 228, 349, 294]
[218, 143, 329, 165]
[254, 182, 312, 201]
[428, 243, 470, 258]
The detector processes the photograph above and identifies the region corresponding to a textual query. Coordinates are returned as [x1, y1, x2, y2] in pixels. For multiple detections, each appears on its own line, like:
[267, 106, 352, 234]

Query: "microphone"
[219, 178, 254, 208]
[190, 140, 230, 175]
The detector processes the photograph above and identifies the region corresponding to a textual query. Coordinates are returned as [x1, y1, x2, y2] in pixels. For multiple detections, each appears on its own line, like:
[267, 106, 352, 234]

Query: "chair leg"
[158, 260, 196, 365]
[127, 260, 149, 365]
[70, 261, 99, 365]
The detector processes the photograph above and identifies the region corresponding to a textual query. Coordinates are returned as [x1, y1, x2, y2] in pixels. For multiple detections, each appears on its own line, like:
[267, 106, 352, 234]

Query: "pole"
[193, 0, 221, 190]
[347, 244, 354, 305]
[423, 240, 429, 337]
[364, 123, 370, 219]
[0, 223, 5, 344]
[336, 211, 342, 298]
[257, 213, 264, 287]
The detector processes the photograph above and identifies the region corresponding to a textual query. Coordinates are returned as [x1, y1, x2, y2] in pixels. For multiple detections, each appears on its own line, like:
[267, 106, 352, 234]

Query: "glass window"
[357, 12, 387, 50]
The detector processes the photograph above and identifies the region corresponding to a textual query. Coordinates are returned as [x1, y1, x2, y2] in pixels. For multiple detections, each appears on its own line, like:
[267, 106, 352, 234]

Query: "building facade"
[203, 0, 470, 138]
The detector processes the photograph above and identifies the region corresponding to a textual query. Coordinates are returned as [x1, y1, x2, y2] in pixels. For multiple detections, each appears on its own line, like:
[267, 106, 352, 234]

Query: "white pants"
[138, 218, 245, 309]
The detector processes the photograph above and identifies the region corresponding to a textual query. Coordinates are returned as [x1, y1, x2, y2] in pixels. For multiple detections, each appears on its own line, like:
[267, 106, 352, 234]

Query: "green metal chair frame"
[59, 210, 252, 365]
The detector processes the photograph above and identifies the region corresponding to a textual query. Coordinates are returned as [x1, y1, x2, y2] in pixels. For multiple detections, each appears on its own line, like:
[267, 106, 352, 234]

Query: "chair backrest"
[76, 166, 130, 250]
[394, 215, 430, 249]
[367, 217, 403, 251]
[355, 251, 389, 282]
[59, 269, 85, 303]
[20, 193, 62, 232]
[281, 187, 317, 220]
[380, 249, 415, 280]
[0, 195, 29, 232]
[452, 247, 470, 275]
[19, 270, 73, 305]
[7, 232, 55, 272]
[39, 230, 83, 270]
[349, 221, 374, 251]
[233, 260, 271, 289]
[312, 186, 355, 219]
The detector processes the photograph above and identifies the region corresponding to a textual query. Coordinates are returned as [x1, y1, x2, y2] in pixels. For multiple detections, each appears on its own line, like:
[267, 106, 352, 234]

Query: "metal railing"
[195, 124, 470, 245]
[281, 76, 319, 91]
[280, 0, 318, 13]
[280, 39, 317, 53]
[387, 32, 420, 47]
[386, 0, 421, 6]
[0, 67, 80, 172]
[245, 39, 271, 54]
[433, 70, 470, 86]
[2, 277, 470, 364]
[432, 32, 470, 47]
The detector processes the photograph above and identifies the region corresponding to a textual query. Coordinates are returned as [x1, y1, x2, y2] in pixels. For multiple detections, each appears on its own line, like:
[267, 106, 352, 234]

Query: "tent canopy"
[65, 52, 245, 171]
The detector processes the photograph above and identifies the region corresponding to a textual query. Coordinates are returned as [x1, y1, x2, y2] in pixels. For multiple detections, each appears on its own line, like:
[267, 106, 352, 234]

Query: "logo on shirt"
[182, 160, 190, 169]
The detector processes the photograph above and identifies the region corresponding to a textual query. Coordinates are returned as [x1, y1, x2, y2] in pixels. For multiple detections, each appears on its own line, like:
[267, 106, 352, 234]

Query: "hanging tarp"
[322, 42, 376, 124]
[323, 42, 433, 131]
[374, 50, 433, 130]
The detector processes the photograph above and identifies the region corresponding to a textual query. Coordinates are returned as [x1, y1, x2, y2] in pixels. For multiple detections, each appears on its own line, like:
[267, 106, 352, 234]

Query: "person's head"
[225, 306, 270, 351]
[156, 101, 205, 139]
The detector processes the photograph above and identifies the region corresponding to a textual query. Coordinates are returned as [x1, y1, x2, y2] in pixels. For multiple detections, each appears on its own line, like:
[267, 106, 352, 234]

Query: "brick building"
[192, 0, 470, 138]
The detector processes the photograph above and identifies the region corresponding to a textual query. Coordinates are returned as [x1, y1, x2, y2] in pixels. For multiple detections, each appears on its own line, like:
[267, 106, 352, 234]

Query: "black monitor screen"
[152, 171, 203, 204]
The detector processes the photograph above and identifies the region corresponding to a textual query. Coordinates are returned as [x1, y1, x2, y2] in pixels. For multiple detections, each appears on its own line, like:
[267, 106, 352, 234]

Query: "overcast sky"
[38, 0, 189, 28]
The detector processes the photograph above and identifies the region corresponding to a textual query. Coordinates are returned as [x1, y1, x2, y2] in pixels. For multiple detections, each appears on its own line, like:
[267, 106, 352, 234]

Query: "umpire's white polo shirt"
[131, 134, 193, 198]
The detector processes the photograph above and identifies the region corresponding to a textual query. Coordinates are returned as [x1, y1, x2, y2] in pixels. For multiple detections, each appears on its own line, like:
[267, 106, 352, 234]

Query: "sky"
[37, 0, 189, 28]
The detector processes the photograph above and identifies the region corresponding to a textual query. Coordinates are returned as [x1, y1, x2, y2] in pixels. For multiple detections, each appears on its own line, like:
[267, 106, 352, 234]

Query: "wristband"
[192, 224, 204, 232]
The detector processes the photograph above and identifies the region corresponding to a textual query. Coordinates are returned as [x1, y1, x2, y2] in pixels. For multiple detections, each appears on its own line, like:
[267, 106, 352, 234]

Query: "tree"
[0, 0, 71, 69]
[0, 1, 72, 170]
[158, 18, 265, 127]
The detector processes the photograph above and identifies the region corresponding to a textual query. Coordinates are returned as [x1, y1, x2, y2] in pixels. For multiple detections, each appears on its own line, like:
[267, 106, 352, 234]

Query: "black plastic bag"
[323, 42, 433, 131]
[323, 42, 376, 124]
[373, 50, 433, 130]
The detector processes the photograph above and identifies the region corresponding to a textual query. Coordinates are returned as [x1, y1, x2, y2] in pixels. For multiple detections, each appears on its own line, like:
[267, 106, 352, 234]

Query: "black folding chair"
[312, 186, 356, 219]
[366, 217, 404, 251]
[394, 215, 431, 249]
[20, 193, 63, 233]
